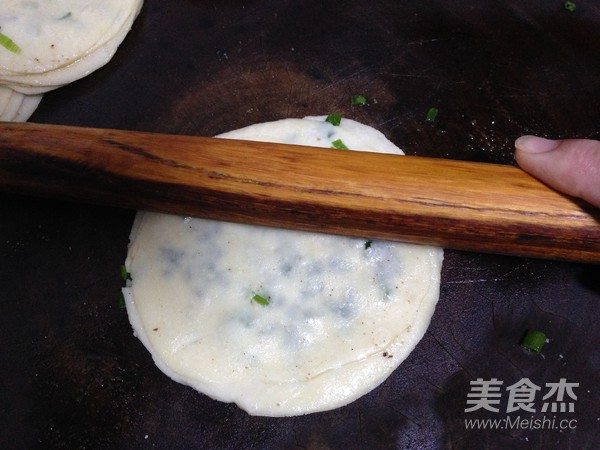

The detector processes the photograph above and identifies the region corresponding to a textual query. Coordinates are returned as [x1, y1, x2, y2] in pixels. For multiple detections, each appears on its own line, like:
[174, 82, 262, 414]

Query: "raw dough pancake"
[123, 116, 444, 416]
[0, 86, 12, 115]
[0, 1, 142, 76]
[0, 7, 143, 94]
[0, 86, 19, 118]
[0, 0, 143, 118]
[13, 91, 42, 121]
[0, 85, 42, 121]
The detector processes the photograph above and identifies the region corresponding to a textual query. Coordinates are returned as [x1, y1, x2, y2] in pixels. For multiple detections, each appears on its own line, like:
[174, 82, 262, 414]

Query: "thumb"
[515, 135, 600, 208]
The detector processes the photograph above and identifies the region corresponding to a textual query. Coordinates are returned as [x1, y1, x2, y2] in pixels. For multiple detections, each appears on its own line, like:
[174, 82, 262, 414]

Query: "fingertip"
[515, 136, 600, 207]
[515, 135, 560, 154]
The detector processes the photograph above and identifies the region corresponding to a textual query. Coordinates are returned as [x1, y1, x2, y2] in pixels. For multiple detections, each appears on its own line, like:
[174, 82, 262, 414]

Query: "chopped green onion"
[426, 107, 439, 122]
[564, 1, 576, 11]
[520, 330, 547, 353]
[252, 293, 270, 306]
[331, 138, 349, 150]
[120, 265, 132, 281]
[364, 240, 373, 249]
[0, 32, 22, 54]
[118, 293, 127, 309]
[350, 95, 368, 106]
[325, 113, 342, 126]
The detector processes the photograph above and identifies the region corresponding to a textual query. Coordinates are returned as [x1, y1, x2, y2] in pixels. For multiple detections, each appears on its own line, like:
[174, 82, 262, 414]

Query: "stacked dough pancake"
[0, 0, 143, 121]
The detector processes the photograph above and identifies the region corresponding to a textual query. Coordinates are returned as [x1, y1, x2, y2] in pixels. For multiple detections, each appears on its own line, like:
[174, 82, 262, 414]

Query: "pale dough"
[123, 116, 443, 416]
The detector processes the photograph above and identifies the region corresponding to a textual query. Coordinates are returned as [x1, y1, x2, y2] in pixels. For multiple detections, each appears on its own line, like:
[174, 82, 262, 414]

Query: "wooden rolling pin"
[1, 122, 599, 262]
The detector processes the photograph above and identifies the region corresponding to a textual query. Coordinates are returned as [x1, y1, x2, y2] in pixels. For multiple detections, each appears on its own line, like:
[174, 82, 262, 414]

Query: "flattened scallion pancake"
[123, 116, 443, 416]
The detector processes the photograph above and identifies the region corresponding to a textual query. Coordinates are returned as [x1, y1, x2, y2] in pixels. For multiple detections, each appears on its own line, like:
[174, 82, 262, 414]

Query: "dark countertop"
[1, 1, 599, 449]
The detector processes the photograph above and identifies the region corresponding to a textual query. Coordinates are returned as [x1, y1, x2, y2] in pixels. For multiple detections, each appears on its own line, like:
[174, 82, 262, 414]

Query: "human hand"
[515, 136, 600, 208]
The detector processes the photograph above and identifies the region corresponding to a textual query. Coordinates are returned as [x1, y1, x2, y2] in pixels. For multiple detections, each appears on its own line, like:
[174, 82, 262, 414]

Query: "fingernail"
[515, 135, 560, 153]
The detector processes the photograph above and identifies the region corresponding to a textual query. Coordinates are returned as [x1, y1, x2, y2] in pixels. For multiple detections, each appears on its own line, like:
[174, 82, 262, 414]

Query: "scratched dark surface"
[1, 1, 600, 449]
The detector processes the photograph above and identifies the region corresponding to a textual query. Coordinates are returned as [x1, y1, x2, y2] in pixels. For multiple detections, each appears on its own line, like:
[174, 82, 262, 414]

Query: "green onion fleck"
[118, 293, 127, 309]
[520, 330, 547, 353]
[331, 138, 349, 150]
[120, 264, 132, 281]
[350, 95, 368, 106]
[252, 293, 271, 306]
[325, 113, 342, 126]
[426, 107, 439, 122]
[364, 240, 373, 249]
[564, 1, 576, 12]
[0, 32, 22, 54]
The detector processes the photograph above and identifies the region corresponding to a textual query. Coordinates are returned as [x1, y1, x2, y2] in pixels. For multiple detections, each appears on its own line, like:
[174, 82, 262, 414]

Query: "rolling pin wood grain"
[1, 122, 599, 262]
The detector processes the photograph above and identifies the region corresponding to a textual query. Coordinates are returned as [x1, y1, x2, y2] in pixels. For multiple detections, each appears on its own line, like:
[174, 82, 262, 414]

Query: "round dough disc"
[123, 116, 444, 416]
